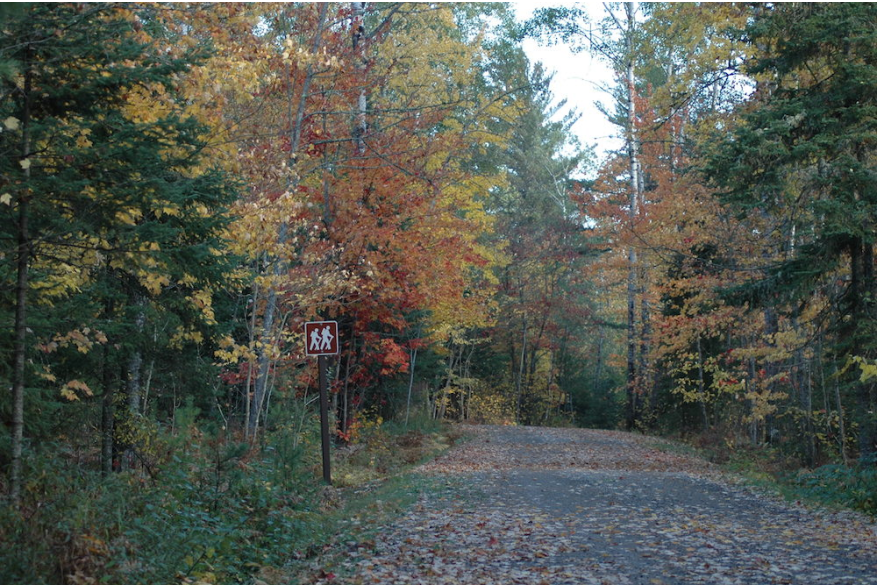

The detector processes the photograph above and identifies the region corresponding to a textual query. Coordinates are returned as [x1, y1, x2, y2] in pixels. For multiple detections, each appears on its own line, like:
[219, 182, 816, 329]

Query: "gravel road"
[323, 425, 877, 584]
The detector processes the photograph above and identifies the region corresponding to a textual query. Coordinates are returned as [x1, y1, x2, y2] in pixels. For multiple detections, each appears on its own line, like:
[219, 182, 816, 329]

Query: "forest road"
[319, 425, 877, 584]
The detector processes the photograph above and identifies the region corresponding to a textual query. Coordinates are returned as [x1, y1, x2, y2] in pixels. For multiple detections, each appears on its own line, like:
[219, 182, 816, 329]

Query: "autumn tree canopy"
[3, 2, 877, 583]
[2, 2, 876, 542]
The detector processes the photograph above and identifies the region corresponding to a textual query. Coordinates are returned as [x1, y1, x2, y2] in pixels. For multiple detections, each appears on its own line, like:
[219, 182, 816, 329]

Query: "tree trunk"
[594, 322, 605, 403]
[250, 240, 282, 438]
[832, 356, 849, 465]
[9, 49, 33, 502]
[747, 337, 759, 444]
[516, 314, 527, 423]
[341, 337, 353, 436]
[406, 346, 418, 426]
[851, 239, 877, 463]
[352, 1, 367, 154]
[803, 354, 815, 466]
[639, 270, 652, 419]
[101, 390, 115, 474]
[243, 279, 260, 436]
[624, 1, 642, 430]
[696, 334, 709, 430]
[10, 167, 29, 504]
[793, 320, 814, 466]
[762, 303, 779, 437]
[126, 294, 146, 415]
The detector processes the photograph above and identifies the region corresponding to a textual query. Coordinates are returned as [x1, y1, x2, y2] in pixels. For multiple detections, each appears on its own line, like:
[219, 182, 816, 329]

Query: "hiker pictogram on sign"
[304, 321, 339, 355]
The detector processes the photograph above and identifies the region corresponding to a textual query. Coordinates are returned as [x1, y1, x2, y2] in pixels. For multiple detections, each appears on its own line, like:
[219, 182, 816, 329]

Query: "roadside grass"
[724, 448, 877, 517]
[278, 419, 464, 583]
[645, 431, 877, 518]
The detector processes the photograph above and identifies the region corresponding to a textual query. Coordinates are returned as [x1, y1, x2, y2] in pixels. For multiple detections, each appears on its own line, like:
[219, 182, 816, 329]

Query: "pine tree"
[706, 3, 877, 462]
[0, 4, 237, 496]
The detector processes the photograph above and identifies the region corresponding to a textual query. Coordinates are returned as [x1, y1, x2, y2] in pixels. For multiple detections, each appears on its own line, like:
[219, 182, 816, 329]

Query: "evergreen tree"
[0, 3, 237, 497]
[705, 3, 877, 462]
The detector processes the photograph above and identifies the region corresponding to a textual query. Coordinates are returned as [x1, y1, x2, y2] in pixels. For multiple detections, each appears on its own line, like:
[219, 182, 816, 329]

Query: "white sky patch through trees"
[513, 2, 624, 162]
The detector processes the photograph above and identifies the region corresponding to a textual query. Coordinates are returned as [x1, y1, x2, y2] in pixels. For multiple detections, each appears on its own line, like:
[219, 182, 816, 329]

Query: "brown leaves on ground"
[418, 425, 716, 476]
[306, 425, 877, 585]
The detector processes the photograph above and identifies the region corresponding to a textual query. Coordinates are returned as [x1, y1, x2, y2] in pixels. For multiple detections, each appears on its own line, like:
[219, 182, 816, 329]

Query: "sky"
[511, 2, 623, 162]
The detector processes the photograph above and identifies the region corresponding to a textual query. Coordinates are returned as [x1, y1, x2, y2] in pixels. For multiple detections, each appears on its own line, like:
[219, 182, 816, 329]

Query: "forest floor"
[298, 425, 877, 584]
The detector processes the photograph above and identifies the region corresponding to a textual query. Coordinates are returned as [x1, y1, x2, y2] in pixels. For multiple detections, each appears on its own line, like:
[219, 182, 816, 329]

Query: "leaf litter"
[305, 425, 877, 584]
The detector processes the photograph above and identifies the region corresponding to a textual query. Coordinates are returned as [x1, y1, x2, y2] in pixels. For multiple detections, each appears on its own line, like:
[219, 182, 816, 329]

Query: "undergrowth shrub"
[0, 395, 461, 585]
[0, 422, 323, 584]
[794, 463, 877, 515]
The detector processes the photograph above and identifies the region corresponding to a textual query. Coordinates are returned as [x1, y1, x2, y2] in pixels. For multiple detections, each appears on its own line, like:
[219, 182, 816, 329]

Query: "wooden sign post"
[304, 321, 339, 485]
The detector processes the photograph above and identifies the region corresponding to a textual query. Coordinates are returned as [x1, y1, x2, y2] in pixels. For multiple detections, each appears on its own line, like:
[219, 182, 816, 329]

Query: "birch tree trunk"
[624, 1, 643, 430]
[352, 2, 367, 155]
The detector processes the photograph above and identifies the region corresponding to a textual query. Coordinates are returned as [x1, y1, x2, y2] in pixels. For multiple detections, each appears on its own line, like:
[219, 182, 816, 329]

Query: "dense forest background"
[1, 2, 875, 582]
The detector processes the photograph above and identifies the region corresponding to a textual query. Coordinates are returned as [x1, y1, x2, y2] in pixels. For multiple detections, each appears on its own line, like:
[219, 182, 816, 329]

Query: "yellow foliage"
[74, 127, 92, 149]
[188, 289, 217, 325]
[139, 271, 171, 296]
[30, 262, 88, 303]
[214, 336, 257, 365]
[122, 82, 173, 124]
[170, 326, 205, 349]
[154, 204, 180, 218]
[115, 208, 142, 226]
[467, 386, 516, 425]
[847, 356, 877, 383]
[61, 380, 93, 401]
[42, 328, 108, 355]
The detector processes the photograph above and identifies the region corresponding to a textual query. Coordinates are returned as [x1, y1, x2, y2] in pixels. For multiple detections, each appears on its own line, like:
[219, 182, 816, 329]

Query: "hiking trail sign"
[305, 321, 339, 356]
[304, 320, 339, 485]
